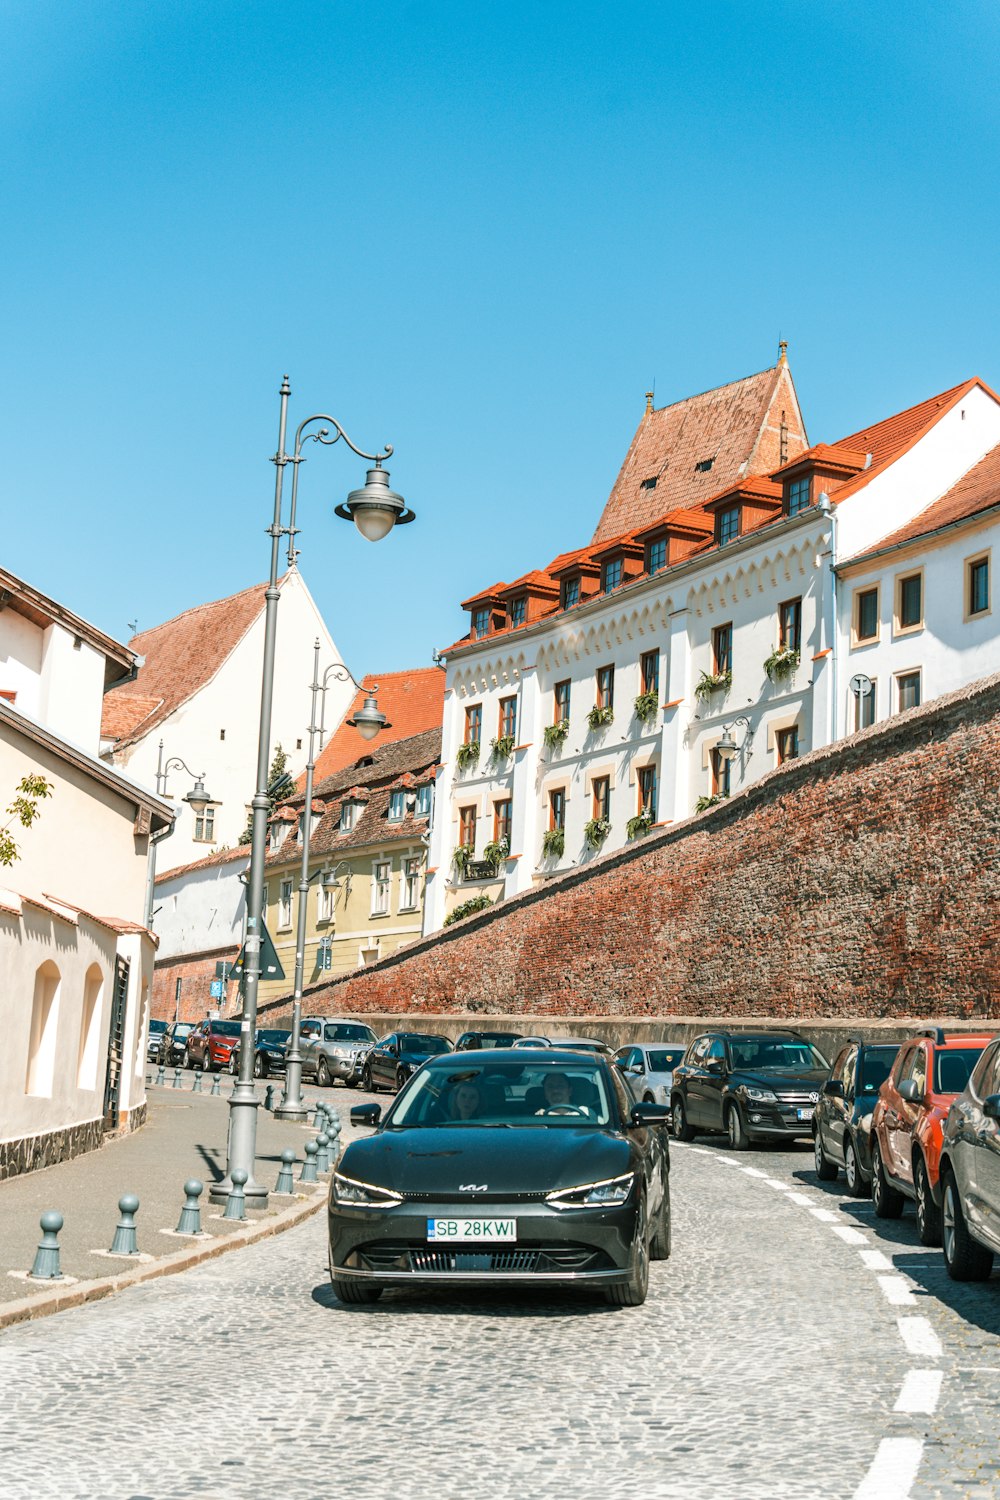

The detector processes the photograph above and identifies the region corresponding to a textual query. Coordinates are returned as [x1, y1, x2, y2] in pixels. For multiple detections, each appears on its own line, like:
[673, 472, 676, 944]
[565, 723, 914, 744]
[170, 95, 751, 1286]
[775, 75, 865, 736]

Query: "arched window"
[77, 964, 104, 1090]
[26, 961, 60, 1097]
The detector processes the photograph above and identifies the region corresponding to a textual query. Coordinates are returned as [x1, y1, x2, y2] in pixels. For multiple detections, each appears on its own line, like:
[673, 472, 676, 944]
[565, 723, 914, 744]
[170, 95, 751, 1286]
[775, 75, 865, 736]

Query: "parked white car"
[614, 1043, 687, 1106]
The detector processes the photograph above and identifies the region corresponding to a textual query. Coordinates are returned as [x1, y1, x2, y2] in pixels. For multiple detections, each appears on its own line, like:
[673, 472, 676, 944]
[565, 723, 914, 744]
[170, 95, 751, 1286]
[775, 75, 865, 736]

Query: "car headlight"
[266, 1050, 283, 1059]
[333, 1047, 349, 1058]
[546, 1173, 635, 1209]
[331, 1173, 403, 1209]
[739, 1085, 778, 1103]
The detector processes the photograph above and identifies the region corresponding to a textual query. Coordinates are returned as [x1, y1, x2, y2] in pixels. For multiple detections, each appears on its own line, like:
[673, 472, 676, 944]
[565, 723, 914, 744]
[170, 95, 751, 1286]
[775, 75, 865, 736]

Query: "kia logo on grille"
[459, 1183, 487, 1192]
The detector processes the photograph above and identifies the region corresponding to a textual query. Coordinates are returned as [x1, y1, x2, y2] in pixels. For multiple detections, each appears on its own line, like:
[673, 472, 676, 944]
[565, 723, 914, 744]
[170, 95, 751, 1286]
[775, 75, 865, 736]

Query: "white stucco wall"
[153, 853, 248, 963]
[0, 609, 107, 754]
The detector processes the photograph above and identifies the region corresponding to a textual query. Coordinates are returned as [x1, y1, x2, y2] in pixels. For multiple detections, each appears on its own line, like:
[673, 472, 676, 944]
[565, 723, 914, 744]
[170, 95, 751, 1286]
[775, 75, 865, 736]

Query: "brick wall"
[152, 948, 240, 1023]
[258, 672, 1000, 1026]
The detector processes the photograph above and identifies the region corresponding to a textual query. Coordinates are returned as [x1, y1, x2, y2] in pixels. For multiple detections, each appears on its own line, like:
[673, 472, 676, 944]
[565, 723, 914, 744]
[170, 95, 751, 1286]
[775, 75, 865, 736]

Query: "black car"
[330, 1049, 671, 1306]
[455, 1030, 524, 1051]
[813, 1039, 899, 1195]
[157, 1021, 195, 1066]
[361, 1031, 453, 1093]
[671, 1030, 831, 1149]
[147, 1019, 168, 1061]
[228, 1028, 292, 1078]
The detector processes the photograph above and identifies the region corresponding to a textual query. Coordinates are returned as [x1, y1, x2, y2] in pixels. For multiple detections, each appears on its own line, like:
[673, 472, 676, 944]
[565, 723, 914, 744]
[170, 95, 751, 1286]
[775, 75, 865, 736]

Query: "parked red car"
[871, 1028, 991, 1244]
[183, 1019, 243, 1072]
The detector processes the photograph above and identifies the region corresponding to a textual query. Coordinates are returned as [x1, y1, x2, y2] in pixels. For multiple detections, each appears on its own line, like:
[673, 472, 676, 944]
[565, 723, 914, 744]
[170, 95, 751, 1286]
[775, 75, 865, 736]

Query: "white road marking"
[897, 1318, 943, 1358]
[742, 1167, 768, 1177]
[832, 1226, 868, 1245]
[764, 1178, 792, 1190]
[860, 1250, 894, 1271]
[714, 1155, 739, 1164]
[877, 1275, 917, 1307]
[788, 1192, 815, 1205]
[853, 1438, 924, 1500]
[809, 1208, 839, 1222]
[894, 1370, 943, 1414]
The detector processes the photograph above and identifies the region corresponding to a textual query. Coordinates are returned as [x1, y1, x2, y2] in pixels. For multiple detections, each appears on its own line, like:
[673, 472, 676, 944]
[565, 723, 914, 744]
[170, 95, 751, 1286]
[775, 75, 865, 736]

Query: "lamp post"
[144, 742, 215, 927]
[210, 375, 414, 1205]
[275, 643, 390, 1120]
[715, 717, 753, 769]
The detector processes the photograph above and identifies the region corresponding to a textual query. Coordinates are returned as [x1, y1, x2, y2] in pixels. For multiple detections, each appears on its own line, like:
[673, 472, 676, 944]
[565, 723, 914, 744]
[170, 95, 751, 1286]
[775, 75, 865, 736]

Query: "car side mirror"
[705, 1058, 724, 1074]
[983, 1094, 1000, 1120]
[629, 1103, 670, 1128]
[898, 1079, 922, 1103]
[823, 1079, 845, 1098]
[351, 1103, 381, 1128]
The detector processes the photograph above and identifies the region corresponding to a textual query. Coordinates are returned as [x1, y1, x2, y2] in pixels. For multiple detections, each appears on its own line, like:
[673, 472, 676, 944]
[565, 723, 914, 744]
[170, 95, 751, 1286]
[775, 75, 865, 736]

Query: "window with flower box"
[494, 798, 512, 844]
[713, 623, 732, 676]
[549, 787, 566, 831]
[596, 665, 614, 710]
[779, 598, 802, 652]
[592, 776, 610, 822]
[459, 806, 477, 849]
[638, 764, 658, 816]
[464, 704, 482, 744]
[499, 696, 517, 740]
[554, 680, 570, 722]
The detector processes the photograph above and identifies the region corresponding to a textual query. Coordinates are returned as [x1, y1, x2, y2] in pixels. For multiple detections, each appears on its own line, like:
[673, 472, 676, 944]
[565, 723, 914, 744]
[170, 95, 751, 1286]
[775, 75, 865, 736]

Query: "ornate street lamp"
[144, 743, 215, 926]
[275, 645, 390, 1121]
[715, 716, 753, 765]
[211, 376, 413, 1205]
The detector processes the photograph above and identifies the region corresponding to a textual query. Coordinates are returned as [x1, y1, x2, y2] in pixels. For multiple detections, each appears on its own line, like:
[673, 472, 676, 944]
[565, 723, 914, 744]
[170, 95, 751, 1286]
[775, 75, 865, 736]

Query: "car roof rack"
[916, 1027, 947, 1044]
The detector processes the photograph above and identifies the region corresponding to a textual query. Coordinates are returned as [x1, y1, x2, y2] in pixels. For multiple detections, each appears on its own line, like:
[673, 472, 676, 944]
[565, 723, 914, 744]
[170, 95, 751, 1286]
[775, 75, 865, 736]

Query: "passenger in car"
[450, 1082, 483, 1120]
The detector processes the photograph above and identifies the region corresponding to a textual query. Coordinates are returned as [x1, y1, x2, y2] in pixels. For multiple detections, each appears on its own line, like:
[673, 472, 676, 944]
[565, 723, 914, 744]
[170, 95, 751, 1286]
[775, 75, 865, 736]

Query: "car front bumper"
[329, 1197, 638, 1286]
[739, 1103, 818, 1138]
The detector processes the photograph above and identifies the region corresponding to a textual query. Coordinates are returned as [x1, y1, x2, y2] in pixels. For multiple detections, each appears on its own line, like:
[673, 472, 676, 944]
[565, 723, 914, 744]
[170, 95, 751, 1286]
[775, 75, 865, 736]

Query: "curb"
[0, 1185, 328, 1332]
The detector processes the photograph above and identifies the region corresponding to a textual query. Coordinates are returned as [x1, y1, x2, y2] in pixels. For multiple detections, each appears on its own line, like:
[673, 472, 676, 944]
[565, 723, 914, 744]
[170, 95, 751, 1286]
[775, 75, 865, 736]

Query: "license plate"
[427, 1218, 516, 1242]
[797, 1107, 814, 1121]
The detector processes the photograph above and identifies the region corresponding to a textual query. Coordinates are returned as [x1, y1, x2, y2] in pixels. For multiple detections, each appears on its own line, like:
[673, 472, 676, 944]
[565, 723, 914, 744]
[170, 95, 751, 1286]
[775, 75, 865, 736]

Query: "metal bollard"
[173, 1068, 182, 1089]
[223, 1168, 248, 1221]
[176, 1180, 204, 1235]
[192, 1068, 203, 1093]
[210, 1073, 221, 1096]
[275, 1149, 296, 1194]
[299, 1140, 319, 1183]
[327, 1107, 342, 1140]
[263, 1083, 275, 1111]
[311, 1101, 325, 1130]
[109, 1193, 140, 1255]
[156, 1065, 166, 1086]
[315, 1132, 331, 1173]
[29, 1211, 64, 1280]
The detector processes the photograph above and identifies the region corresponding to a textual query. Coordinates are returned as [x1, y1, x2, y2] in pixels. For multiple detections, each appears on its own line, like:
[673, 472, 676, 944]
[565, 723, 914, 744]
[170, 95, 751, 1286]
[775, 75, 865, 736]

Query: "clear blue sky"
[3, 1, 999, 679]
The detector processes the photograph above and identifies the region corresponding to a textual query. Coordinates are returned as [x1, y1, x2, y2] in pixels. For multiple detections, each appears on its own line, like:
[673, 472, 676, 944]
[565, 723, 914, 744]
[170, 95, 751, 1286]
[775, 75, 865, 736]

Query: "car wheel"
[362, 1065, 375, 1093]
[395, 1068, 407, 1092]
[671, 1096, 696, 1143]
[814, 1129, 839, 1180]
[914, 1156, 942, 1247]
[253, 1054, 264, 1079]
[317, 1058, 331, 1089]
[725, 1102, 750, 1152]
[844, 1136, 868, 1198]
[228, 1053, 238, 1076]
[649, 1180, 671, 1261]
[605, 1199, 650, 1307]
[942, 1171, 994, 1282]
[329, 1246, 383, 1303]
[182, 1048, 192, 1070]
[872, 1140, 905, 1219]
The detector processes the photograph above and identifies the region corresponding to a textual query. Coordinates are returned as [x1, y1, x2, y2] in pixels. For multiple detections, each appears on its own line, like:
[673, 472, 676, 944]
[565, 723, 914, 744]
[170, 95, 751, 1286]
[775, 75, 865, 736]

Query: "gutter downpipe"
[818, 492, 838, 744]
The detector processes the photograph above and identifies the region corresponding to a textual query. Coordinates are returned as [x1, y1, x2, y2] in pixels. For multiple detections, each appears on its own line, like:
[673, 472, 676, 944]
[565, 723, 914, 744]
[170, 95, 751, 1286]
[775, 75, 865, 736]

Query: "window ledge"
[893, 623, 924, 639]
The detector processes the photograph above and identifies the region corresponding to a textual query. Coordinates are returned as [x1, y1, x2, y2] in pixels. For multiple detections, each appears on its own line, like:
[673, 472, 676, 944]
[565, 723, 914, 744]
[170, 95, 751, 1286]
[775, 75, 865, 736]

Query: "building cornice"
[0, 566, 135, 682]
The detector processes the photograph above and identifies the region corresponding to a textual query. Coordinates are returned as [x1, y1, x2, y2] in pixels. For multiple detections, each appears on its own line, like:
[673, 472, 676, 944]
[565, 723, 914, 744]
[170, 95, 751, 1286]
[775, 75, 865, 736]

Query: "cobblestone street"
[3, 1127, 997, 1500]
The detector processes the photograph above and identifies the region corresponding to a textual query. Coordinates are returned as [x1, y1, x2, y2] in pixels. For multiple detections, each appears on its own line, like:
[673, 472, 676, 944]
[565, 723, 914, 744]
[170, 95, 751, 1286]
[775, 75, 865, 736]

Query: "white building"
[0, 566, 172, 1178]
[101, 570, 352, 870]
[425, 361, 1000, 933]
[150, 846, 249, 1022]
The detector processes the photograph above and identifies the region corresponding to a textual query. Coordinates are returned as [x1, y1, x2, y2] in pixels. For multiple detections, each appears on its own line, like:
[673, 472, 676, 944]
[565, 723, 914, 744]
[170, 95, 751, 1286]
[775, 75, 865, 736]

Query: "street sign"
[209, 979, 224, 999]
[230, 921, 286, 983]
[214, 960, 233, 981]
[318, 936, 332, 971]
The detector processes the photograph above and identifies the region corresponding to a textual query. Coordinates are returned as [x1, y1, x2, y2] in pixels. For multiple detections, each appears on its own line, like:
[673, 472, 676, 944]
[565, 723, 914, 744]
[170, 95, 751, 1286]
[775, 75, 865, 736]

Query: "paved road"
[0, 1126, 997, 1500]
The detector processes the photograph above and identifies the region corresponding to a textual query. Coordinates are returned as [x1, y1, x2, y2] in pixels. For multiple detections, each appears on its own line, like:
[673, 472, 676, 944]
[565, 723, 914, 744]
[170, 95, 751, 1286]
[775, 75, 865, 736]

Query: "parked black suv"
[454, 1030, 524, 1050]
[671, 1030, 830, 1149]
[813, 1038, 899, 1195]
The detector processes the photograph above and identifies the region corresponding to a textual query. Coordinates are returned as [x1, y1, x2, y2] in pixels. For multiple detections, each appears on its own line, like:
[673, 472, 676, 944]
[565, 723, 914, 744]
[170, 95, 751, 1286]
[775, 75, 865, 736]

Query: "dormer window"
[472, 607, 490, 639]
[646, 536, 667, 574]
[416, 783, 433, 818]
[640, 476, 658, 490]
[717, 506, 740, 546]
[695, 457, 714, 473]
[561, 577, 580, 610]
[388, 790, 406, 821]
[340, 802, 357, 833]
[787, 475, 811, 516]
[602, 558, 623, 593]
[509, 596, 526, 627]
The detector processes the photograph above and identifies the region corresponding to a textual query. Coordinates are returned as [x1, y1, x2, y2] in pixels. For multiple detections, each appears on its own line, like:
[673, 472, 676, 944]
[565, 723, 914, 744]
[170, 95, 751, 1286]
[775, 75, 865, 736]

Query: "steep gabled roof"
[592, 357, 807, 542]
[308, 669, 444, 785]
[846, 439, 1000, 560]
[101, 579, 272, 748]
[312, 725, 441, 800]
[830, 379, 985, 503]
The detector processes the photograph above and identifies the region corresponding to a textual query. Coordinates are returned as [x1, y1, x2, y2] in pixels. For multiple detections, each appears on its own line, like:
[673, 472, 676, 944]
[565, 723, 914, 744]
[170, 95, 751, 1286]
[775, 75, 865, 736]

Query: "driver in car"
[535, 1072, 593, 1115]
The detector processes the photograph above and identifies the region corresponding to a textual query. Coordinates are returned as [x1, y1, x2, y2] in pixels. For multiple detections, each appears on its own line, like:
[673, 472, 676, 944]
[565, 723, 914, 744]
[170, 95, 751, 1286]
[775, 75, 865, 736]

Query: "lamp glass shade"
[341, 466, 405, 543]
[349, 693, 387, 742]
[716, 732, 737, 765]
[182, 777, 212, 814]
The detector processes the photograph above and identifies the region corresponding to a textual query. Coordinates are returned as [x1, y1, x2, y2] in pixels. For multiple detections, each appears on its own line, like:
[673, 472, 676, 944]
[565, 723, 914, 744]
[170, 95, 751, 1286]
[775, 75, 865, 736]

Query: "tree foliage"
[238, 744, 293, 844]
[0, 774, 54, 866]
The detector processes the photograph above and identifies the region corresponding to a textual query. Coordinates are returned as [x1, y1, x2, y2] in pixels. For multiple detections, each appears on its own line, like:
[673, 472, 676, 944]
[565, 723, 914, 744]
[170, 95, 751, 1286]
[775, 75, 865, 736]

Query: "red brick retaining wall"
[152, 948, 240, 1023]
[260, 673, 1000, 1023]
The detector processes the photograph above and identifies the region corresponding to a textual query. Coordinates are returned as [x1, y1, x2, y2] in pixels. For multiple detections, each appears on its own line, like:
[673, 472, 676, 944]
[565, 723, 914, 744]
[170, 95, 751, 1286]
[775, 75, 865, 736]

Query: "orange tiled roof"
[849, 440, 1000, 558]
[592, 359, 807, 542]
[157, 845, 250, 883]
[830, 380, 981, 502]
[307, 668, 444, 785]
[101, 579, 272, 747]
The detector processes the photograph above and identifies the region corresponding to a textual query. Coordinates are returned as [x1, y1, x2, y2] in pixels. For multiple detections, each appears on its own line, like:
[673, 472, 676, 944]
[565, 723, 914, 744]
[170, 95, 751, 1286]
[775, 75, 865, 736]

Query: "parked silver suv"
[937, 1032, 1000, 1281]
[299, 1016, 378, 1089]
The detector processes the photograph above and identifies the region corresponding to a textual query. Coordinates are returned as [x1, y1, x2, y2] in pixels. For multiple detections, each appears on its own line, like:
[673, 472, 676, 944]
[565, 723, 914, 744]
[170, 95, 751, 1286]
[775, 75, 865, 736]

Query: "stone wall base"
[0, 1100, 147, 1182]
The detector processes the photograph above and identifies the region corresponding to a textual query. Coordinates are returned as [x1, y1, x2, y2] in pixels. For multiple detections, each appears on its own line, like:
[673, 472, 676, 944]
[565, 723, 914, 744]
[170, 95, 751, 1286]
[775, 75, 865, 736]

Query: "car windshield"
[326, 1024, 376, 1042]
[647, 1049, 685, 1071]
[257, 1030, 290, 1046]
[728, 1038, 828, 1071]
[399, 1033, 451, 1053]
[387, 1060, 615, 1128]
[474, 1034, 522, 1048]
[554, 1040, 606, 1053]
[934, 1048, 984, 1094]
[211, 1021, 243, 1037]
[859, 1048, 898, 1094]
[174, 1024, 194, 1038]
[148, 1020, 167, 1033]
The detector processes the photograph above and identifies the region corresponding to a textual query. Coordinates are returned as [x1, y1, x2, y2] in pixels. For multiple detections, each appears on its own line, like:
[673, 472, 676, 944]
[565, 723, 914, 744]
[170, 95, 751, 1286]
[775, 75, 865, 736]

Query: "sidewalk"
[0, 1078, 352, 1305]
